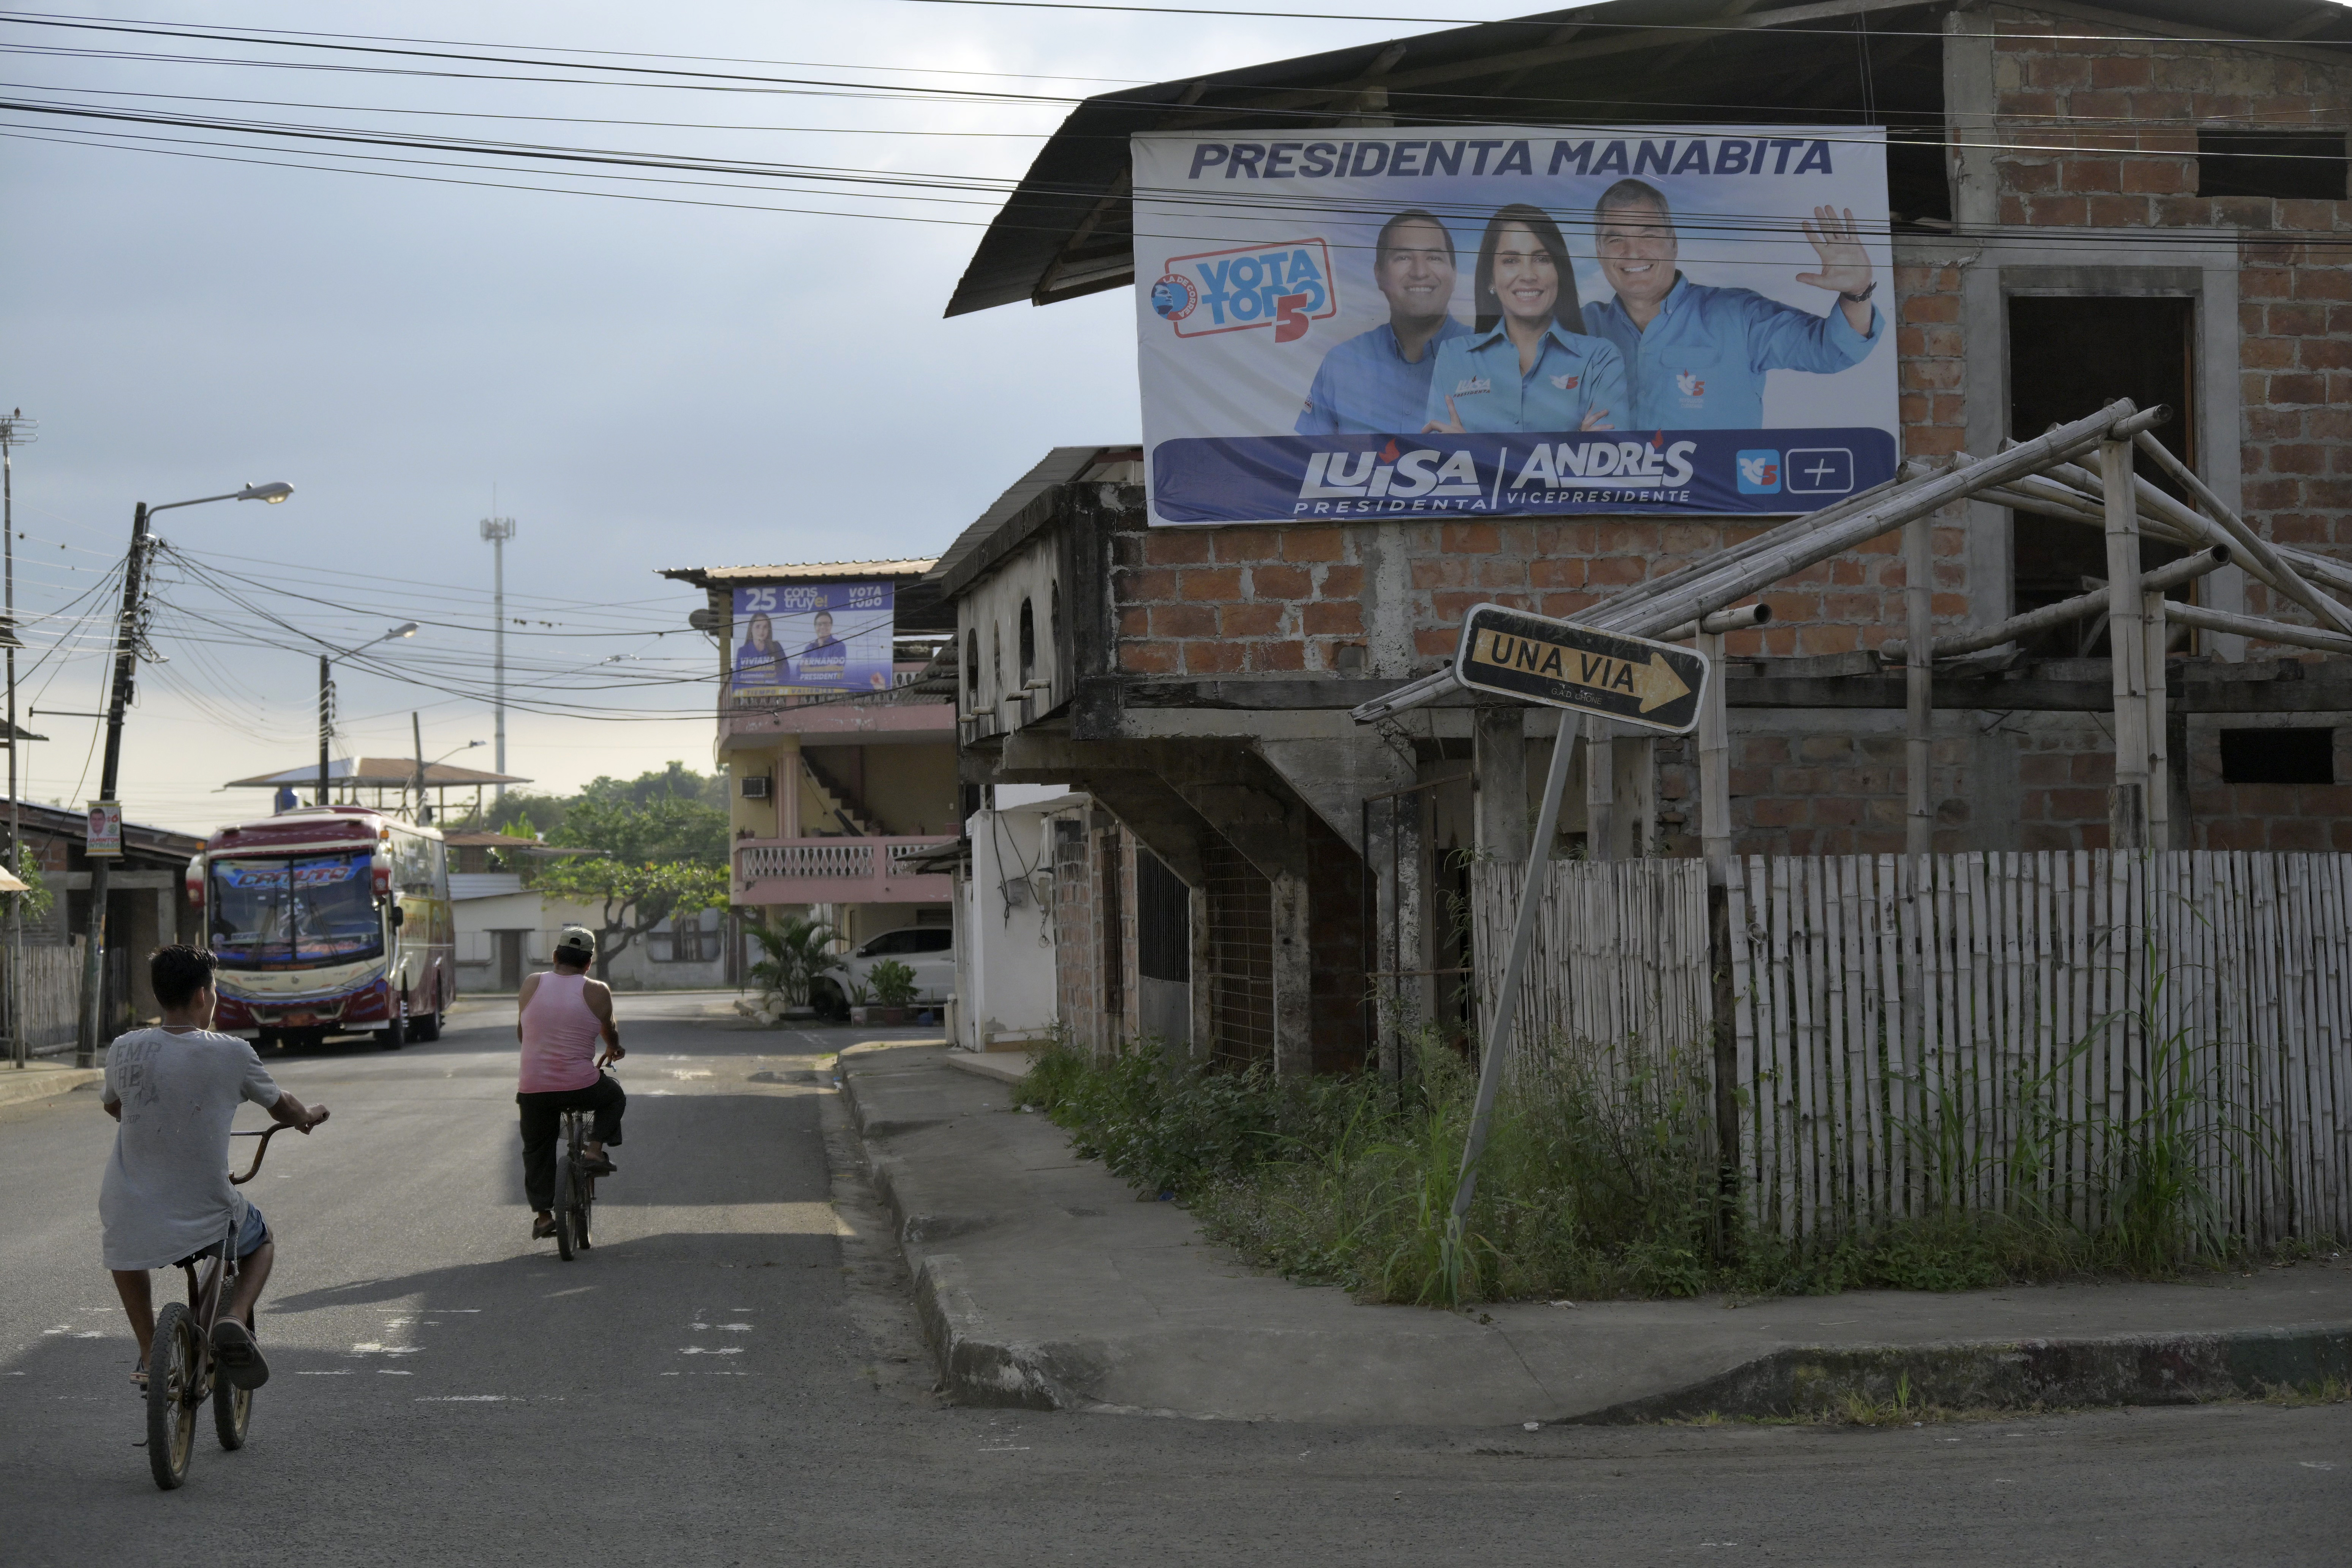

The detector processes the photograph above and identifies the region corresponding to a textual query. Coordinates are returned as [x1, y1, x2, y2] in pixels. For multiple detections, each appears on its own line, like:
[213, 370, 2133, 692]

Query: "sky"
[0, 0, 1440, 833]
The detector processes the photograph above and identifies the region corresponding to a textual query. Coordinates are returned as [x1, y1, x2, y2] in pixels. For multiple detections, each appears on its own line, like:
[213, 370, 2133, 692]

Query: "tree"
[552, 793, 727, 866]
[744, 914, 841, 1013]
[531, 857, 731, 979]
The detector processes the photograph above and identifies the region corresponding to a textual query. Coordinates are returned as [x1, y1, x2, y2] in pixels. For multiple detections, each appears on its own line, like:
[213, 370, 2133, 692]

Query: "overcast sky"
[2, 0, 1431, 833]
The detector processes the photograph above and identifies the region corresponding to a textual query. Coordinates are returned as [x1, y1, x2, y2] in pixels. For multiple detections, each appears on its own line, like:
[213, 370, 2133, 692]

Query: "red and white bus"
[185, 805, 455, 1050]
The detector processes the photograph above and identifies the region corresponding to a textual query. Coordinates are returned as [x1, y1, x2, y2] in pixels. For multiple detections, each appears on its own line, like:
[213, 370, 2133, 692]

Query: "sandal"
[210, 1319, 271, 1391]
[131, 1365, 147, 1393]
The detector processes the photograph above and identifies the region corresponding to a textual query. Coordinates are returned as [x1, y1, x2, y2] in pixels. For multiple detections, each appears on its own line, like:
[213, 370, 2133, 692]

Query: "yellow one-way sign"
[1452, 603, 1709, 735]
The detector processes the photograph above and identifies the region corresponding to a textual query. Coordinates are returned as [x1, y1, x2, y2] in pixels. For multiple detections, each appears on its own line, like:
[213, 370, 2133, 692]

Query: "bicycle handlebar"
[229, 1124, 283, 1185]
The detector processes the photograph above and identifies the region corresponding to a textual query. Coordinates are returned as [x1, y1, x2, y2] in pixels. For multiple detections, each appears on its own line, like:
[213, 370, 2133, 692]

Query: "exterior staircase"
[797, 753, 882, 837]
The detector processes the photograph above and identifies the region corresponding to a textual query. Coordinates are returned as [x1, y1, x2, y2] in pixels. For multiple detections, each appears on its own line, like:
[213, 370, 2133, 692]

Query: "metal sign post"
[1445, 602, 1710, 1233]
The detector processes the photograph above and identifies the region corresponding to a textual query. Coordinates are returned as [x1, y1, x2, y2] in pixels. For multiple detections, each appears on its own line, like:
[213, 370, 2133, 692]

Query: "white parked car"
[816, 926, 955, 1015]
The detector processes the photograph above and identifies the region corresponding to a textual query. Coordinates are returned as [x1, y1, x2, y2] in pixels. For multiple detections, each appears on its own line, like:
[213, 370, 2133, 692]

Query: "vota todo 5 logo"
[1299, 440, 1483, 500]
[1158, 239, 1337, 341]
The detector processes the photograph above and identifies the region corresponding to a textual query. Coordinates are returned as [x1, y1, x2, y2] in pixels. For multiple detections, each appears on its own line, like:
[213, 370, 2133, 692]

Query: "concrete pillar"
[1187, 882, 1214, 1064]
[1270, 869, 1313, 1078]
[1613, 737, 1657, 859]
[1472, 703, 1529, 867]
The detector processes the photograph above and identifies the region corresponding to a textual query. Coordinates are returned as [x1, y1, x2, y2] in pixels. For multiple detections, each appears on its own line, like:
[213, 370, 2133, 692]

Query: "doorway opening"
[2006, 295, 2196, 654]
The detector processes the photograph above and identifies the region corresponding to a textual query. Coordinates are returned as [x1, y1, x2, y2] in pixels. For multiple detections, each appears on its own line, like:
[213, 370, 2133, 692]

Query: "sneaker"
[210, 1319, 270, 1391]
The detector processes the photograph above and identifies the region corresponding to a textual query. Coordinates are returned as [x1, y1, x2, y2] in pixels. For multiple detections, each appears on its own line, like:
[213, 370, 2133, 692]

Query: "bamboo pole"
[1698, 629, 1732, 879]
[1352, 400, 2167, 724]
[1905, 514, 1935, 858]
[2145, 586, 2170, 847]
[2100, 439, 2150, 851]
[2164, 602, 2352, 658]
[1880, 546, 2230, 662]
[2133, 429, 2352, 637]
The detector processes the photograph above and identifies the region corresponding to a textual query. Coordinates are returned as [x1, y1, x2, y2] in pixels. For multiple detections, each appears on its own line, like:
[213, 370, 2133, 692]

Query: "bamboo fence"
[1472, 852, 2352, 1249]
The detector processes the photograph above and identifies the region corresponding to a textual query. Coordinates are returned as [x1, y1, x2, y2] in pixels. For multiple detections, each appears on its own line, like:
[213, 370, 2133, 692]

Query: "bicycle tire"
[553, 1154, 576, 1261]
[146, 1303, 201, 1490]
[213, 1362, 253, 1450]
[575, 1174, 593, 1250]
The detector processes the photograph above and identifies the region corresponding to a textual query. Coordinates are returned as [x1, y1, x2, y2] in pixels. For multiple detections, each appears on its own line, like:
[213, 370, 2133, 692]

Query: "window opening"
[1018, 597, 1036, 685]
[2219, 727, 2333, 786]
[2198, 131, 2349, 202]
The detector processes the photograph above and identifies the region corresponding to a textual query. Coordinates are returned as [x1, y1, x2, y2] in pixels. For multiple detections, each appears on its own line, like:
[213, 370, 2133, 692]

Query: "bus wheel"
[381, 1011, 406, 1050]
[257, 1030, 281, 1052]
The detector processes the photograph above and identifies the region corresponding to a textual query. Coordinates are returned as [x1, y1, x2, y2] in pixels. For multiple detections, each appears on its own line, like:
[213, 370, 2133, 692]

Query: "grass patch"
[1018, 1023, 2324, 1309]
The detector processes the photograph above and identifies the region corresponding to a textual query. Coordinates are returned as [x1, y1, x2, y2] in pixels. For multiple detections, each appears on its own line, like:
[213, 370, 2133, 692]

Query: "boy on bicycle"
[101, 945, 329, 1391]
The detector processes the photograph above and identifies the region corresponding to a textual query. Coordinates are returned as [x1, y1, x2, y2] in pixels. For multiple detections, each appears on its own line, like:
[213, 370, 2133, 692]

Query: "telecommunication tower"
[479, 513, 517, 796]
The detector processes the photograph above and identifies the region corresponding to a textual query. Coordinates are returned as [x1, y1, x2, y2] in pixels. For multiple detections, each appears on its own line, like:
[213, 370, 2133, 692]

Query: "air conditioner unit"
[741, 776, 772, 800]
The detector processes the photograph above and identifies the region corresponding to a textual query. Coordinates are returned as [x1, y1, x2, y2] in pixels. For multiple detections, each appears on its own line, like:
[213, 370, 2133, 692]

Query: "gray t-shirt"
[100, 1027, 282, 1271]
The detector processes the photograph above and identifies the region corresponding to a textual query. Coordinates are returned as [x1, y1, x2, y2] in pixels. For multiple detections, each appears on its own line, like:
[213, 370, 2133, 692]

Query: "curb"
[0, 1065, 103, 1110]
[1579, 1324, 2352, 1423]
[839, 1054, 2352, 1425]
[842, 1055, 1097, 1411]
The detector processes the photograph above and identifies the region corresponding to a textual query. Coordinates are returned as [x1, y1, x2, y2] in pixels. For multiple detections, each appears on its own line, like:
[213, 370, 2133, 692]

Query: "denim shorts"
[174, 1201, 270, 1268]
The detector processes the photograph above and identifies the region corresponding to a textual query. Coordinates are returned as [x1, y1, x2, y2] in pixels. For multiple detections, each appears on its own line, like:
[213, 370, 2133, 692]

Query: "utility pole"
[77, 502, 154, 1067]
[317, 650, 334, 807]
[480, 513, 516, 802]
[411, 711, 427, 824]
[72, 480, 293, 1065]
[1, 410, 31, 1070]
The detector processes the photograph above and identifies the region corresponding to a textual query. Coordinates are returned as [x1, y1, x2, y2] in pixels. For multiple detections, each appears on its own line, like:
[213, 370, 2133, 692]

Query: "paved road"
[3, 996, 2346, 1565]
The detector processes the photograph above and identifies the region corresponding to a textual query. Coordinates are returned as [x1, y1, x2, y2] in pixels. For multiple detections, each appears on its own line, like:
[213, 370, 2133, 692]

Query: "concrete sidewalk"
[839, 1043, 2352, 1427]
[0, 1061, 103, 1110]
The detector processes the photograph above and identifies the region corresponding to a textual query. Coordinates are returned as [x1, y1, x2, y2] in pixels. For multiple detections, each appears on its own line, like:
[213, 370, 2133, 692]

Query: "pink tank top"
[518, 972, 603, 1094]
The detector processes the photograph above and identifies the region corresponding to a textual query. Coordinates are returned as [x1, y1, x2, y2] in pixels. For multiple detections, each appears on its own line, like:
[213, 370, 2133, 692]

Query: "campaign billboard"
[729, 582, 895, 703]
[1132, 126, 1897, 526]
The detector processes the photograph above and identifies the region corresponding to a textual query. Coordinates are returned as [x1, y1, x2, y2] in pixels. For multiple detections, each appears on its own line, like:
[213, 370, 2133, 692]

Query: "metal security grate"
[1203, 838, 1273, 1068]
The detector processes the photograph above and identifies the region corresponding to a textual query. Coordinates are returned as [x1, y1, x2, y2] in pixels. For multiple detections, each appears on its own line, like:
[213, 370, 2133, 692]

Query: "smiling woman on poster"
[1423, 205, 1623, 435]
[733, 612, 788, 689]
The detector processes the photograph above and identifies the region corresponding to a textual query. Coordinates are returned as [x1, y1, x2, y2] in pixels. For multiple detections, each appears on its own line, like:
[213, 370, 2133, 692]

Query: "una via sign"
[1453, 604, 1710, 735]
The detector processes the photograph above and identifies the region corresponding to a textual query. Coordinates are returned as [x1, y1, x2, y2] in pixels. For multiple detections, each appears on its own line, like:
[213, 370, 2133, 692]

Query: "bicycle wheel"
[146, 1303, 201, 1489]
[575, 1174, 593, 1250]
[553, 1154, 576, 1261]
[213, 1360, 253, 1450]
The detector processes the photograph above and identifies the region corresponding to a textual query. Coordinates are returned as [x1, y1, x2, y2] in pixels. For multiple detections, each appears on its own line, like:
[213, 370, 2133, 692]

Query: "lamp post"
[316, 622, 419, 808]
[409, 724, 484, 824]
[77, 481, 294, 1067]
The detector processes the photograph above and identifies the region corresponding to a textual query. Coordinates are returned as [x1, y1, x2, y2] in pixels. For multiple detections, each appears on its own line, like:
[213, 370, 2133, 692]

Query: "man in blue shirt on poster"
[1582, 179, 1884, 430]
[1294, 210, 1471, 436]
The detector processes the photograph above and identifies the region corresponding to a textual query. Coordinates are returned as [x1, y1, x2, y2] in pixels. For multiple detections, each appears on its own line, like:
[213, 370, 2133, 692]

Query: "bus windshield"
[209, 852, 382, 967]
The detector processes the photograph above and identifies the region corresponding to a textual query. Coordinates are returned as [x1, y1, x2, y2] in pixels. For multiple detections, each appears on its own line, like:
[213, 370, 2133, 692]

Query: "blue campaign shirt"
[1422, 319, 1627, 434]
[1294, 317, 1472, 436]
[1582, 274, 1883, 431]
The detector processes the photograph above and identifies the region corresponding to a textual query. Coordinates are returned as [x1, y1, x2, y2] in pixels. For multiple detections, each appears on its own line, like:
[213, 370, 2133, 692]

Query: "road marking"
[297, 1370, 353, 1377]
[545, 1287, 594, 1298]
[679, 1347, 744, 1355]
[417, 1395, 518, 1402]
[349, 1342, 423, 1355]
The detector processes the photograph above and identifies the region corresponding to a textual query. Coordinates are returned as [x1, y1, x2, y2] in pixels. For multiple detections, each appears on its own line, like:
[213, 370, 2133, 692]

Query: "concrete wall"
[953, 788, 1062, 1049]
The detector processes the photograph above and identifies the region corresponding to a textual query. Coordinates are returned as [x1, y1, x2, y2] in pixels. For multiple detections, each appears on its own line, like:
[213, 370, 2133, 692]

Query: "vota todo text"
[1183, 136, 1841, 182]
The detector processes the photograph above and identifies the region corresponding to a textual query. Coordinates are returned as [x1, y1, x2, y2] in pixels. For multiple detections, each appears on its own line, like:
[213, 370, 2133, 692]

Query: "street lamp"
[409, 729, 485, 825]
[79, 481, 295, 1065]
[317, 622, 419, 808]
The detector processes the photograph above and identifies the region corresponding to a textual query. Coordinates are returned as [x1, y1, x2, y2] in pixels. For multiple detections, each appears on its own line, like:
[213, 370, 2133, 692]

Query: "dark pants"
[518, 1073, 626, 1212]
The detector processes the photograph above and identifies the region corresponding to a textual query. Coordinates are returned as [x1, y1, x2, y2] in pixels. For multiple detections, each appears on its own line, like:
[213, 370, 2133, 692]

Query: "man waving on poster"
[1582, 179, 1883, 430]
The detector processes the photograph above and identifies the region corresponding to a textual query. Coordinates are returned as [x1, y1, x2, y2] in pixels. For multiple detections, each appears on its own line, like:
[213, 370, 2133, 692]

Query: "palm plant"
[746, 914, 842, 1012]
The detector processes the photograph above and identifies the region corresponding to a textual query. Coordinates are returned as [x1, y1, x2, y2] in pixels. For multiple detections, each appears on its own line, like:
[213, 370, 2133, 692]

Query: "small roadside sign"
[86, 800, 123, 858]
[1453, 603, 1709, 735]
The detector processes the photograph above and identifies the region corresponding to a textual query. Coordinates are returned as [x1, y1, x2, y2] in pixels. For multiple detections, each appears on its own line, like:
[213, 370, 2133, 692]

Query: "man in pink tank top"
[516, 926, 625, 1241]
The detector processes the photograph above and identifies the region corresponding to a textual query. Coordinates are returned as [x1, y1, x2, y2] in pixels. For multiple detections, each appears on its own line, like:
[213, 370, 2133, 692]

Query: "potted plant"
[744, 914, 841, 1025]
[843, 977, 874, 1025]
[866, 959, 919, 1024]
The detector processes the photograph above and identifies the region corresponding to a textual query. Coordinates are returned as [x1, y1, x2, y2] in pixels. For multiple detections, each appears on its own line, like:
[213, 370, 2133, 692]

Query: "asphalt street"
[2, 994, 2346, 1566]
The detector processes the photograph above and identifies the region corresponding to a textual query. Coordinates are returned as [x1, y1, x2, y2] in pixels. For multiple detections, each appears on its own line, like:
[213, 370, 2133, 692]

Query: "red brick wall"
[1988, 5, 2352, 619]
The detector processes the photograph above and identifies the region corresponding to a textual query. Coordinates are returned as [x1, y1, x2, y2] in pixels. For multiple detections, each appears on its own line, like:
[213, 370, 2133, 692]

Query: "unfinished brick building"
[929, 0, 2352, 1071]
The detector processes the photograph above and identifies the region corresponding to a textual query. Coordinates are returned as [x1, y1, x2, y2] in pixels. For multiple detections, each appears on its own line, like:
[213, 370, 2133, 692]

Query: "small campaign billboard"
[729, 582, 895, 703]
[86, 800, 122, 858]
[1133, 126, 1896, 527]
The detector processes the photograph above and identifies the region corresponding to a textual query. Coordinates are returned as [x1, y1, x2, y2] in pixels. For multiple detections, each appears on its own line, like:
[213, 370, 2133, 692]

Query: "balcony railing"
[734, 834, 957, 902]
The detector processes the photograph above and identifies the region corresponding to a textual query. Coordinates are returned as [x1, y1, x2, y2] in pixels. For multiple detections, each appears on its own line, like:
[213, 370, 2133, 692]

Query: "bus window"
[210, 852, 384, 966]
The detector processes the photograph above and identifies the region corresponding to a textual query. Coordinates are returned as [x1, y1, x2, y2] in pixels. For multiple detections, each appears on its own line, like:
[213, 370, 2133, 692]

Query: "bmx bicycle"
[142, 1120, 315, 1490]
[551, 1105, 599, 1261]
